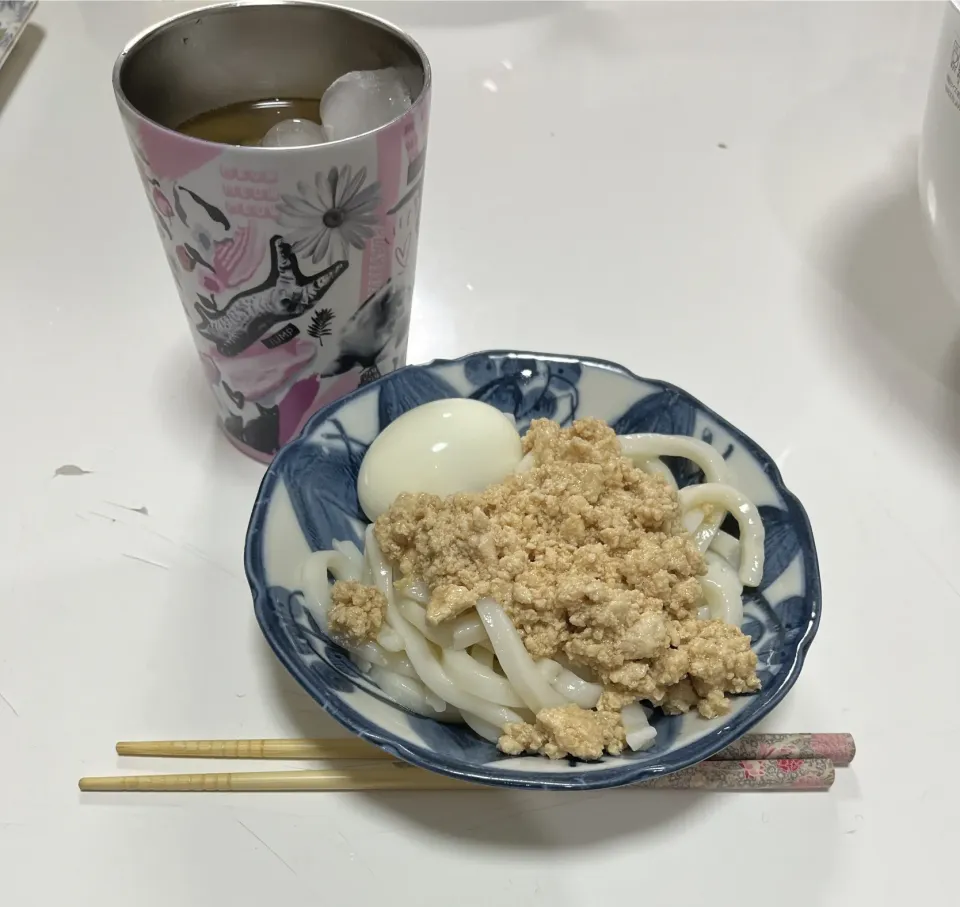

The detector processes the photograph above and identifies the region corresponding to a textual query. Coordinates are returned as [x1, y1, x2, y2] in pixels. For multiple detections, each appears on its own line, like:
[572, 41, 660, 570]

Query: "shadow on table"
[259, 592, 836, 889]
[263, 646, 712, 851]
[261, 642, 348, 737]
[257, 633, 704, 848]
[0, 23, 44, 116]
[154, 342, 216, 445]
[816, 143, 960, 453]
[353, 784, 710, 853]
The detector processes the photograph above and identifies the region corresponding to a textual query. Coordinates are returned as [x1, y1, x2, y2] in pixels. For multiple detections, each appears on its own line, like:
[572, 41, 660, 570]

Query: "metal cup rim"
[111, 0, 432, 152]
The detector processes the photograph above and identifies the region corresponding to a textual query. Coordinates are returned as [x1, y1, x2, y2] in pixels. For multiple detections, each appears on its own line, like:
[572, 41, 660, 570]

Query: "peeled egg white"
[357, 399, 523, 521]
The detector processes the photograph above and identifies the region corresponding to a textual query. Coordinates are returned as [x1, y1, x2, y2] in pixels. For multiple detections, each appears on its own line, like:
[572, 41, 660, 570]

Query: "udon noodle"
[300, 430, 764, 755]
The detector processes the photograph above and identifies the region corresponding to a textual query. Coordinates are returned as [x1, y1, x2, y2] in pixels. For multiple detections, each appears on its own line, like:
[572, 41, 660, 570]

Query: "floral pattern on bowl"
[244, 351, 822, 790]
[0, 1, 35, 71]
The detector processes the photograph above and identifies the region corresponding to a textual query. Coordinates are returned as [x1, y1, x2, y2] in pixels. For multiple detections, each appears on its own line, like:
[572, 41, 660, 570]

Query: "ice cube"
[261, 118, 327, 148]
[319, 68, 412, 142]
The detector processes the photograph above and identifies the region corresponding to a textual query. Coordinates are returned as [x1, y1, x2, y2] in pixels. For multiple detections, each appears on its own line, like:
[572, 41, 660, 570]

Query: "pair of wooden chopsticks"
[78, 733, 855, 792]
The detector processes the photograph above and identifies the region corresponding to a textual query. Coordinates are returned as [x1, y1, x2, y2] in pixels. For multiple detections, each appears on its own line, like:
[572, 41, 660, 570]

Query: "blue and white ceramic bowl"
[245, 351, 821, 790]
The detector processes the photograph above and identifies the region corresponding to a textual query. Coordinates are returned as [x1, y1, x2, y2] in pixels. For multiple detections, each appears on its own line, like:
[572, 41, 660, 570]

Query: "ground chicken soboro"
[373, 418, 761, 759]
[500, 705, 626, 761]
[328, 581, 387, 644]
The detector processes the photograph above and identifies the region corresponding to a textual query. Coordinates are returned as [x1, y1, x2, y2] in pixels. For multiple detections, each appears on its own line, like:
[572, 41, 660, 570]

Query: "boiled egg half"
[357, 399, 524, 521]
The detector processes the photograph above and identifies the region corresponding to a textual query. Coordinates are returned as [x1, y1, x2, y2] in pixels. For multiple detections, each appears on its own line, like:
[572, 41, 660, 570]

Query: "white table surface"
[0, 0, 954, 902]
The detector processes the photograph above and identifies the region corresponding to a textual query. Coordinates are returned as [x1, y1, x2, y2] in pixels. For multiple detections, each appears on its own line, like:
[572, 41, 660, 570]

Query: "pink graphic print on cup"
[205, 338, 319, 402]
[221, 164, 280, 221]
[123, 88, 427, 460]
[138, 120, 221, 181]
[207, 221, 267, 292]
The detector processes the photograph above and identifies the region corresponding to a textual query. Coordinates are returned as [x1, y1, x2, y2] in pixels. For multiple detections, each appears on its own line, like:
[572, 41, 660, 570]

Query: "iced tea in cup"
[113, 2, 430, 460]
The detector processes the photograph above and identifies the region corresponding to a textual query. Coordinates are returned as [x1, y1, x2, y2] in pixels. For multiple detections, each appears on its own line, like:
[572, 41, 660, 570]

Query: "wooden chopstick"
[83, 734, 852, 793]
[115, 737, 379, 761]
[79, 757, 835, 793]
[114, 733, 856, 767]
[80, 764, 475, 792]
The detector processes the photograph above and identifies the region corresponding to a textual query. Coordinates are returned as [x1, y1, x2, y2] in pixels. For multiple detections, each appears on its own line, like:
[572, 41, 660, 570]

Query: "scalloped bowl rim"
[244, 350, 822, 790]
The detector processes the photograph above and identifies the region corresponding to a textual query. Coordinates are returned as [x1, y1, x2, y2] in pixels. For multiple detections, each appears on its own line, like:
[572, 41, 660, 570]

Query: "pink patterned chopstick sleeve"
[711, 733, 855, 767]
[641, 758, 835, 791]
